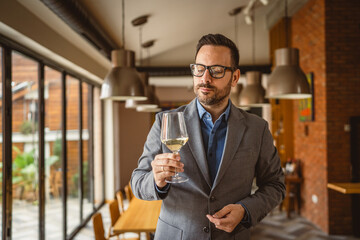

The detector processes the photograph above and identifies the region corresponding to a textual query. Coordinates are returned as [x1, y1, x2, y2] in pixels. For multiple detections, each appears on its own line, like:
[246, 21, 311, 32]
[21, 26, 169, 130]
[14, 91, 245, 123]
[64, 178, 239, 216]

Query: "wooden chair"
[124, 183, 134, 201]
[92, 212, 107, 240]
[280, 160, 303, 218]
[116, 191, 125, 214]
[108, 200, 140, 240]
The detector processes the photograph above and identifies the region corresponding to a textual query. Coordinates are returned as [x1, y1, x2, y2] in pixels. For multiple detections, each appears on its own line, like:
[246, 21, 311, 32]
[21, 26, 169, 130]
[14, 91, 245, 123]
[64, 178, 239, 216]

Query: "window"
[44, 66, 63, 239]
[82, 82, 92, 218]
[11, 51, 39, 239]
[66, 75, 81, 234]
[0, 37, 104, 239]
[93, 87, 104, 208]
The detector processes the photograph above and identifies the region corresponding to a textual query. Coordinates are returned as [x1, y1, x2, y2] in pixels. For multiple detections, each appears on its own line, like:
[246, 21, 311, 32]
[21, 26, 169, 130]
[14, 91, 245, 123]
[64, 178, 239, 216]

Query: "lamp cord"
[122, 0, 125, 48]
[252, 9, 256, 65]
[139, 26, 143, 66]
[234, 15, 238, 45]
[284, 0, 289, 47]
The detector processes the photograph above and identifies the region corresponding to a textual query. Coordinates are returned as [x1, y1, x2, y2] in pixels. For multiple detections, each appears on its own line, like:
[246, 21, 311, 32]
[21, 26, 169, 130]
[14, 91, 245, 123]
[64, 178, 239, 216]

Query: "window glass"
[0, 47, 3, 237]
[93, 87, 104, 207]
[11, 51, 39, 239]
[44, 66, 63, 240]
[82, 82, 92, 218]
[66, 75, 80, 235]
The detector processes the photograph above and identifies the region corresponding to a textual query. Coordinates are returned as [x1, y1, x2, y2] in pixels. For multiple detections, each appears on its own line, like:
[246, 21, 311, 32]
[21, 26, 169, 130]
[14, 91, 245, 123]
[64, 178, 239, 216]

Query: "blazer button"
[203, 226, 209, 233]
[210, 196, 216, 202]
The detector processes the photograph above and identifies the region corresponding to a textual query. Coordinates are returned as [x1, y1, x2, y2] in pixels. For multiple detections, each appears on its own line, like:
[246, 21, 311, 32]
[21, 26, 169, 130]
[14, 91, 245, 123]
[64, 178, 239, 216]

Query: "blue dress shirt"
[196, 99, 230, 184]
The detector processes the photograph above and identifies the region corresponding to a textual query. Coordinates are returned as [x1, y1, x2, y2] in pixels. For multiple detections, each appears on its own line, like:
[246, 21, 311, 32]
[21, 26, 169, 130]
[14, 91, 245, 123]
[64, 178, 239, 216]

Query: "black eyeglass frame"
[189, 63, 235, 79]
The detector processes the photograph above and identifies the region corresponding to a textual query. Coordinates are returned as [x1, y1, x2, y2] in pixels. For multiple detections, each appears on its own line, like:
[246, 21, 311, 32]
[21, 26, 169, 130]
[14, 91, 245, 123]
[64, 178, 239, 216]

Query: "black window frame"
[0, 33, 105, 240]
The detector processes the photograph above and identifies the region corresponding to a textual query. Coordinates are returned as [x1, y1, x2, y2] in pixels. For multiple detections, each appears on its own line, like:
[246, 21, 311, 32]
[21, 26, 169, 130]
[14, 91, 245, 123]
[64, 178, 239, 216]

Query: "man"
[131, 34, 285, 240]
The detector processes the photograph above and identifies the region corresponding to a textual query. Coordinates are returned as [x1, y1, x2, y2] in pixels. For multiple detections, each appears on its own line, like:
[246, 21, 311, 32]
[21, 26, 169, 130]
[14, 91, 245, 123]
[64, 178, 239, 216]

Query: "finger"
[155, 153, 181, 161]
[160, 166, 184, 173]
[206, 214, 222, 225]
[206, 215, 233, 232]
[154, 159, 184, 169]
[213, 205, 231, 218]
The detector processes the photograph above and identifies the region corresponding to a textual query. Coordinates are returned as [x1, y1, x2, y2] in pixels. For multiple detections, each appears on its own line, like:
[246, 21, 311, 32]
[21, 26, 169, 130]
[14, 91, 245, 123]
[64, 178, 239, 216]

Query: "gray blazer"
[131, 99, 285, 240]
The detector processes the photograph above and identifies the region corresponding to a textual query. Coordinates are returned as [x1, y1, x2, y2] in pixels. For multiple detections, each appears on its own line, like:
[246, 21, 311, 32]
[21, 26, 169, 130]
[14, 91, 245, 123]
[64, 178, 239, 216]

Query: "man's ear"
[231, 69, 241, 87]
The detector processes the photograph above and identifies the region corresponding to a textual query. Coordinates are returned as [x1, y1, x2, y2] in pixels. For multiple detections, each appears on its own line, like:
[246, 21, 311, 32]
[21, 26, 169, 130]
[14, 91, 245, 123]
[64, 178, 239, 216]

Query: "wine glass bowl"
[161, 112, 189, 183]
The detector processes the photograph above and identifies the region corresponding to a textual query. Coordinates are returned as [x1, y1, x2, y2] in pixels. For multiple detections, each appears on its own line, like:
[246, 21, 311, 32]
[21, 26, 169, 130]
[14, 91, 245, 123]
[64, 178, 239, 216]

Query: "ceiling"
[59, 0, 306, 67]
[8, 0, 308, 85]
[75, 0, 277, 66]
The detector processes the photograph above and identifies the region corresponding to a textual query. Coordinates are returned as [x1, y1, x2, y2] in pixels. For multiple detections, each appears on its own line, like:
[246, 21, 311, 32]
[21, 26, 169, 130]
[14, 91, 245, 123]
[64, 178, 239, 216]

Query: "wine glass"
[161, 112, 189, 183]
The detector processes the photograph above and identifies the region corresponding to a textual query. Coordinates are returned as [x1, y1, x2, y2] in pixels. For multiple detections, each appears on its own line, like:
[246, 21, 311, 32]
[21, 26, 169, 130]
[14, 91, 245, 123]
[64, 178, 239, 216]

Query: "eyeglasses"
[190, 63, 235, 79]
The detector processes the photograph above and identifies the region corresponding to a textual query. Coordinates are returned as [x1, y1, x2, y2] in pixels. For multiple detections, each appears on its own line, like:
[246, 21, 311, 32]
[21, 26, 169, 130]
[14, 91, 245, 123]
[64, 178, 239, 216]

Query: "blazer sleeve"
[240, 121, 286, 227]
[131, 112, 167, 200]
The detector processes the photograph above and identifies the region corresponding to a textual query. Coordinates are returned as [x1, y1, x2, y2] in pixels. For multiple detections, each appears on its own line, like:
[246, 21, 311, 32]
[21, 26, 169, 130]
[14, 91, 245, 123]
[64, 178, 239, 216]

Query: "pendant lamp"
[126, 74, 160, 110]
[230, 84, 243, 107]
[135, 72, 160, 111]
[238, 7, 268, 107]
[266, 0, 311, 99]
[136, 106, 162, 112]
[125, 15, 160, 111]
[101, 50, 146, 100]
[100, 0, 146, 101]
[239, 71, 267, 106]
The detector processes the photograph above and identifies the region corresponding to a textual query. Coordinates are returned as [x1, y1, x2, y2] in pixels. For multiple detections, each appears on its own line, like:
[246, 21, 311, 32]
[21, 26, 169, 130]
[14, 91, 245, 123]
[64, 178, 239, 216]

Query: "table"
[327, 182, 360, 194]
[113, 197, 162, 239]
[327, 182, 360, 237]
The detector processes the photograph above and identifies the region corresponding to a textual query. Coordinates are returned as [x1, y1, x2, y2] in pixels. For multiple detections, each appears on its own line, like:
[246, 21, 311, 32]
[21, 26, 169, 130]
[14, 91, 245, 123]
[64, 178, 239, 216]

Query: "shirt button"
[203, 227, 209, 233]
[210, 196, 216, 202]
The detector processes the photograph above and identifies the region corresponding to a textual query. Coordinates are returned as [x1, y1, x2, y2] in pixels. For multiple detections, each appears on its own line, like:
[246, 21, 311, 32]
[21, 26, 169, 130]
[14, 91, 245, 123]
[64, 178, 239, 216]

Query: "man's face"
[193, 45, 239, 106]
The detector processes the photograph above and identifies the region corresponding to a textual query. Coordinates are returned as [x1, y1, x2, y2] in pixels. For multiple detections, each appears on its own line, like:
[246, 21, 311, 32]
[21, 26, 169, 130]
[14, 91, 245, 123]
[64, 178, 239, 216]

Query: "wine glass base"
[165, 176, 189, 183]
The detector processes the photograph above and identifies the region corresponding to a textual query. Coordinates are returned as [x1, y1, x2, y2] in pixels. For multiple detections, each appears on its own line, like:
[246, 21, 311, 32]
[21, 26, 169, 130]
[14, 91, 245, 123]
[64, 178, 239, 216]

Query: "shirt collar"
[196, 98, 231, 122]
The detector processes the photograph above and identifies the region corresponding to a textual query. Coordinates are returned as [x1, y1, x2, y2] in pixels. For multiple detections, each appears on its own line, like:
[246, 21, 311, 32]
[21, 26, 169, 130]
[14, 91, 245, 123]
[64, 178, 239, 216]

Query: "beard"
[194, 78, 232, 106]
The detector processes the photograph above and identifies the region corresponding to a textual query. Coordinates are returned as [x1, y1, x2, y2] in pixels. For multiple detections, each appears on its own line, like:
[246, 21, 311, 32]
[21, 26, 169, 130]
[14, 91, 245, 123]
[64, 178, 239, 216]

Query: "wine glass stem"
[173, 151, 179, 178]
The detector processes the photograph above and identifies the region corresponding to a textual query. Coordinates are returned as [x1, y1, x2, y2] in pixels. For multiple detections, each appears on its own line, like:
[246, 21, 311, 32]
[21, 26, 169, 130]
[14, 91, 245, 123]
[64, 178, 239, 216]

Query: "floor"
[76, 205, 360, 240]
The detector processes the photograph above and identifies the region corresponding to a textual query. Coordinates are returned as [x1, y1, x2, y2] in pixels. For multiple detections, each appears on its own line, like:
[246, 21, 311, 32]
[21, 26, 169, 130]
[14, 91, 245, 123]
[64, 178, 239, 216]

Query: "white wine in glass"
[161, 112, 189, 183]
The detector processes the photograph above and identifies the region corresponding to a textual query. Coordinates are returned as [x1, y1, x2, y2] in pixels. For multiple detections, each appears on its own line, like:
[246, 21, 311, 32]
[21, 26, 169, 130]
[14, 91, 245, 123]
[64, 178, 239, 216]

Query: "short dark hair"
[195, 34, 239, 69]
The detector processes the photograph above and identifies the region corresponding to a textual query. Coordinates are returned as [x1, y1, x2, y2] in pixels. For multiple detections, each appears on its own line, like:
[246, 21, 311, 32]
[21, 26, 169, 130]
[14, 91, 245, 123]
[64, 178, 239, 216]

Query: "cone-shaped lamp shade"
[135, 73, 159, 109]
[230, 84, 243, 107]
[136, 106, 162, 112]
[126, 73, 160, 110]
[239, 71, 268, 106]
[125, 99, 137, 109]
[266, 48, 311, 99]
[100, 49, 147, 101]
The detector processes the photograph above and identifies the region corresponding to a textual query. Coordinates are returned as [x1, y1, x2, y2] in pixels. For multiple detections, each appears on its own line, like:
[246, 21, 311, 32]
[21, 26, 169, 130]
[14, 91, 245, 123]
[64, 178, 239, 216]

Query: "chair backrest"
[124, 184, 132, 201]
[92, 212, 106, 240]
[108, 199, 121, 227]
[124, 182, 135, 201]
[116, 191, 125, 214]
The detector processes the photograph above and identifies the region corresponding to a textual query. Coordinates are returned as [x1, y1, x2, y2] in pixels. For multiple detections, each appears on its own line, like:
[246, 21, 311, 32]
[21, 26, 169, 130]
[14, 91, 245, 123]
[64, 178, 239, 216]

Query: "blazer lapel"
[184, 99, 212, 188]
[212, 104, 246, 189]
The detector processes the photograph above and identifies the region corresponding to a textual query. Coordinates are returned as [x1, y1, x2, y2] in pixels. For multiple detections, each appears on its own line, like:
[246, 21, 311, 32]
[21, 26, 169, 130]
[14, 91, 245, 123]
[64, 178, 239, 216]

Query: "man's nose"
[200, 69, 212, 83]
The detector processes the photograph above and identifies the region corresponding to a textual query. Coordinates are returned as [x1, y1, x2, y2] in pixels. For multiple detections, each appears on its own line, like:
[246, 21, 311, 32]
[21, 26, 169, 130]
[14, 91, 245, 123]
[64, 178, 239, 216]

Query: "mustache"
[197, 83, 215, 89]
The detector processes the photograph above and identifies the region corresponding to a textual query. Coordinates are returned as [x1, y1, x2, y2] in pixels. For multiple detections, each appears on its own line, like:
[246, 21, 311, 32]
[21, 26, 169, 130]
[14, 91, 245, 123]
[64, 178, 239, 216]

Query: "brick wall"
[325, 0, 360, 234]
[292, 0, 360, 235]
[291, 0, 328, 232]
